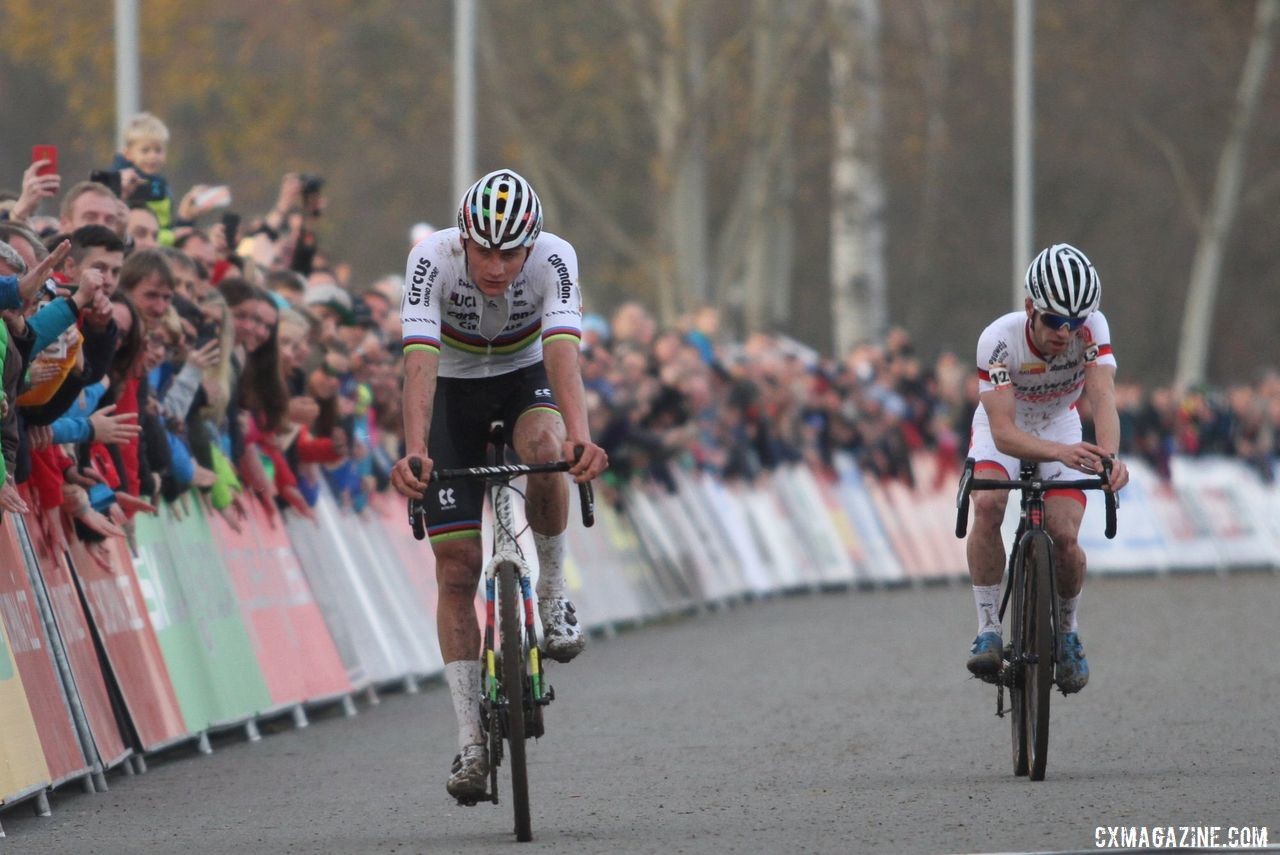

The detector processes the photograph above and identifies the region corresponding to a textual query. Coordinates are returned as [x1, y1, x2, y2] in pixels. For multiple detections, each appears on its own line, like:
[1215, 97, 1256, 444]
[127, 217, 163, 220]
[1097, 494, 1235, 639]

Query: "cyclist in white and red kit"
[963, 243, 1129, 694]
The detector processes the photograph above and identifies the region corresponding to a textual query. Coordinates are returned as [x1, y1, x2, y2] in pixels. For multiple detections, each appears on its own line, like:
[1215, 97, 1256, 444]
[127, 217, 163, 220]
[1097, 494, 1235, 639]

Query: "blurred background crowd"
[3, 111, 1278, 565]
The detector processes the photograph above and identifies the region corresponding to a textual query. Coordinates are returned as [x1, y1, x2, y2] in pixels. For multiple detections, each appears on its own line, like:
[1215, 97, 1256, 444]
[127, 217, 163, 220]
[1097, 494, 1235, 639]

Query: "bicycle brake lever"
[572, 445, 596, 527]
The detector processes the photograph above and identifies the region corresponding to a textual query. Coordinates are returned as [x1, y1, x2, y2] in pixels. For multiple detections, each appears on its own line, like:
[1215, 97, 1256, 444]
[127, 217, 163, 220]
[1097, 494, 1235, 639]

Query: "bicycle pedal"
[453, 789, 497, 807]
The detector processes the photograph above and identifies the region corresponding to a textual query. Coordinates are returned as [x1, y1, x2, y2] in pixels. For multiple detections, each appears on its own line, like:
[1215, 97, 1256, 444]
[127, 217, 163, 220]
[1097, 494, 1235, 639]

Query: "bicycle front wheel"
[1024, 532, 1054, 781]
[498, 562, 533, 841]
[1008, 542, 1029, 777]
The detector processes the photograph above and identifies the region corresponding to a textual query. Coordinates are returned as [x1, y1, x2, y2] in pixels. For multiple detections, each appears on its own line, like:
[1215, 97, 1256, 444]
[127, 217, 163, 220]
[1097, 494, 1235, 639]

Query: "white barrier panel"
[622, 489, 700, 611]
[592, 493, 672, 621]
[1170, 458, 1280, 569]
[773, 466, 858, 586]
[287, 489, 395, 685]
[346, 511, 443, 677]
[670, 471, 747, 599]
[740, 485, 808, 591]
[695, 477, 774, 594]
[561, 490, 655, 629]
[659, 486, 716, 604]
[831, 455, 906, 584]
[1074, 458, 1182, 573]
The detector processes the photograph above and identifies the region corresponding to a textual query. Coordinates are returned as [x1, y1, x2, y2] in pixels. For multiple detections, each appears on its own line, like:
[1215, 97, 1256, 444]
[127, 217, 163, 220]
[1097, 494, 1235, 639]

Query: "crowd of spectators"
[1, 113, 406, 566]
[4, 112, 1279, 567]
[583, 303, 1280, 492]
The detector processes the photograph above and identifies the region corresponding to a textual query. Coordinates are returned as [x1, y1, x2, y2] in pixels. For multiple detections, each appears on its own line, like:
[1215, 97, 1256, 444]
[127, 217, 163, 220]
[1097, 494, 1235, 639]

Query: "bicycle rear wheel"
[499, 562, 533, 841]
[1024, 532, 1053, 781]
[1008, 543, 1029, 777]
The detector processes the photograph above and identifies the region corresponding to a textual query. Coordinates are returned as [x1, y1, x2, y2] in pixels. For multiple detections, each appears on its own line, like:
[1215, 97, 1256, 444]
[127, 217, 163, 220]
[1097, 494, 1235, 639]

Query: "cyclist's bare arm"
[542, 339, 608, 483]
[981, 385, 1109, 476]
[392, 347, 440, 499]
[1083, 363, 1129, 491]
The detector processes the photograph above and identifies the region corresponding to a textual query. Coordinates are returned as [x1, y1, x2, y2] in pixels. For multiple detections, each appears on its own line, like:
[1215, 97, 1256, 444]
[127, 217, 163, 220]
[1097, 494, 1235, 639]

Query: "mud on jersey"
[400, 227, 583, 379]
[975, 311, 1116, 429]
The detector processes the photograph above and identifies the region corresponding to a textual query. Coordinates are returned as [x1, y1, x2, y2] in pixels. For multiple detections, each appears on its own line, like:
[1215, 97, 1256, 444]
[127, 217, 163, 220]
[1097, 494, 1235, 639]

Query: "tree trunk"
[672, 1, 709, 316]
[914, 0, 953, 281]
[1174, 0, 1278, 391]
[829, 0, 888, 357]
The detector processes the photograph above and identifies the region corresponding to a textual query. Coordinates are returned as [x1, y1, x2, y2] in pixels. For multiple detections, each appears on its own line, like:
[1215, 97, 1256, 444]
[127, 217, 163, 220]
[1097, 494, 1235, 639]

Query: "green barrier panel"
[131, 503, 271, 732]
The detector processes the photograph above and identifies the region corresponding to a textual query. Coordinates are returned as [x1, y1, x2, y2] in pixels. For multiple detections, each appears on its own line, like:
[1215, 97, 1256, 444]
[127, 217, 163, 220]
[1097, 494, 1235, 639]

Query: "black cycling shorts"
[424, 363, 560, 543]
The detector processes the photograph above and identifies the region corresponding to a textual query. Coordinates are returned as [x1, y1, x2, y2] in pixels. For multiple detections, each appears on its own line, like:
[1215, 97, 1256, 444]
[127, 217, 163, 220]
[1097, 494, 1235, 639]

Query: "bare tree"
[829, 0, 888, 356]
[913, 0, 954, 281]
[712, 0, 822, 334]
[620, 0, 710, 323]
[1175, 0, 1278, 390]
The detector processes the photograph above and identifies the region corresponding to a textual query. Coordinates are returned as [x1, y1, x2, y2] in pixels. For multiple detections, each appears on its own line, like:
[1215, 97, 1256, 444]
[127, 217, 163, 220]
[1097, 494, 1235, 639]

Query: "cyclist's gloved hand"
[1102, 455, 1129, 493]
[392, 452, 432, 499]
[563, 439, 608, 484]
[1059, 441, 1110, 476]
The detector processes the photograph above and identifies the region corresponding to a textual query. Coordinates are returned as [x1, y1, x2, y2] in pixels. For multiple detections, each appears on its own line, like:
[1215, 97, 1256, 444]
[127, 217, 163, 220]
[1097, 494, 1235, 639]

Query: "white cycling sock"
[1060, 593, 1081, 633]
[444, 660, 484, 750]
[973, 585, 1002, 636]
[533, 531, 566, 600]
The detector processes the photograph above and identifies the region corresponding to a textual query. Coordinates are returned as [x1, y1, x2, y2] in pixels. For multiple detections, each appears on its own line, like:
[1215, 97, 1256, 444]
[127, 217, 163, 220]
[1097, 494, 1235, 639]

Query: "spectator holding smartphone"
[6, 153, 63, 226]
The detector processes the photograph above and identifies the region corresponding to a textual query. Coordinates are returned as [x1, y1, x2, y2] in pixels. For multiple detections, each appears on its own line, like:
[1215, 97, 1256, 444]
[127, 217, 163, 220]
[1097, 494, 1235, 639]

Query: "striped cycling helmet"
[1024, 243, 1101, 318]
[456, 169, 543, 250]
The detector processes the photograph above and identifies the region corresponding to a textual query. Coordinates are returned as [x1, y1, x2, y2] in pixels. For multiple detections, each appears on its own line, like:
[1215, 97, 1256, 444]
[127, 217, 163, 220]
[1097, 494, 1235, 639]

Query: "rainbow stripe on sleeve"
[403, 336, 441, 355]
[541, 326, 581, 346]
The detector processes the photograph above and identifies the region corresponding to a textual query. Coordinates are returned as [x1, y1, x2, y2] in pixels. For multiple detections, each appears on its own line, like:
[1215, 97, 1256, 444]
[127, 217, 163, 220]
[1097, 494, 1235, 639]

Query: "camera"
[300, 173, 324, 196]
[89, 169, 123, 197]
[299, 173, 324, 217]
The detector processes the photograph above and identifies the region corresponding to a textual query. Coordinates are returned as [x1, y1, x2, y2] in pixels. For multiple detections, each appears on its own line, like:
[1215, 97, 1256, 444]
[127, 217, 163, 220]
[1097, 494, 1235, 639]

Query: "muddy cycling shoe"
[967, 631, 1004, 679]
[1056, 631, 1090, 694]
[538, 597, 585, 663]
[446, 743, 489, 804]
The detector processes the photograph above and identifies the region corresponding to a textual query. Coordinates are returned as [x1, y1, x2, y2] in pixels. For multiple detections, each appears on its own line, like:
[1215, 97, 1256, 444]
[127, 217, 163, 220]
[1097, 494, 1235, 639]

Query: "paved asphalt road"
[5, 572, 1278, 854]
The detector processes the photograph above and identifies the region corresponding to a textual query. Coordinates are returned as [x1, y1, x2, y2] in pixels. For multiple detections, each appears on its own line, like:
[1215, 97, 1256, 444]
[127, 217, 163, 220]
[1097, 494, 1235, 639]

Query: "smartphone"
[89, 169, 123, 197]
[221, 211, 241, 249]
[32, 144, 58, 177]
[194, 185, 232, 210]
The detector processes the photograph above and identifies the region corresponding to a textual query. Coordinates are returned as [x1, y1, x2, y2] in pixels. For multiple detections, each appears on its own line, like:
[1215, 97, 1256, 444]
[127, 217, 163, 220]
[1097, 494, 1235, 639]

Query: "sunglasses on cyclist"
[1036, 311, 1087, 332]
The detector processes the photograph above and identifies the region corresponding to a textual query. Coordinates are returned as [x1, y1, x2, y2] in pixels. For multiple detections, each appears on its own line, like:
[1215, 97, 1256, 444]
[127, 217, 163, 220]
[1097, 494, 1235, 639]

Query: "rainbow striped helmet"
[457, 169, 543, 250]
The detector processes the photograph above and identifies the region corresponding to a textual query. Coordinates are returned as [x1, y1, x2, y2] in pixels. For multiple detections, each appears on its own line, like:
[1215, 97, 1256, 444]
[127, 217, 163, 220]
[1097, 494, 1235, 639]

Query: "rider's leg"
[513, 408, 585, 661]
[513, 409, 569, 595]
[1045, 493, 1087, 628]
[965, 487, 1009, 673]
[435, 537, 485, 750]
[1046, 493, 1090, 693]
[965, 463, 1010, 676]
[967, 472, 1010, 630]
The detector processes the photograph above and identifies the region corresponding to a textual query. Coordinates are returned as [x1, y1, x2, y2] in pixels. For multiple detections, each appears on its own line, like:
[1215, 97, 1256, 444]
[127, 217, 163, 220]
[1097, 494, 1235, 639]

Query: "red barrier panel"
[209, 503, 351, 704]
[0, 515, 87, 785]
[64, 520, 188, 751]
[21, 505, 129, 769]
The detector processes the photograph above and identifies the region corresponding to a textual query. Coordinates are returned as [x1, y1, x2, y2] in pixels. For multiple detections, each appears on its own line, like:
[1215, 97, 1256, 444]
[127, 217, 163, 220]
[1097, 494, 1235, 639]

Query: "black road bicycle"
[409, 424, 593, 842]
[955, 457, 1116, 781]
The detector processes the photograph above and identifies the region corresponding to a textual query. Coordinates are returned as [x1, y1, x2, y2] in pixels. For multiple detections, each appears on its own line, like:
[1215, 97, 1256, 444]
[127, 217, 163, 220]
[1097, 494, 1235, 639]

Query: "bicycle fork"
[481, 563, 553, 733]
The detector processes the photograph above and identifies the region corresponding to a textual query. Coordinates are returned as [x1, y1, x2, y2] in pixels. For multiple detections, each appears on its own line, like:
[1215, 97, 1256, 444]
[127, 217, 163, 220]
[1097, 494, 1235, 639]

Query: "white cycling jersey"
[400, 227, 583, 379]
[974, 310, 1116, 430]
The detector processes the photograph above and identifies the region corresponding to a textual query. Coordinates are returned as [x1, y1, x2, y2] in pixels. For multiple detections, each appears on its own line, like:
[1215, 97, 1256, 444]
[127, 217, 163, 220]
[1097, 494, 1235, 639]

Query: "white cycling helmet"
[457, 169, 543, 250]
[1024, 243, 1100, 318]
